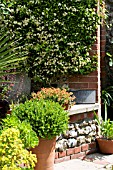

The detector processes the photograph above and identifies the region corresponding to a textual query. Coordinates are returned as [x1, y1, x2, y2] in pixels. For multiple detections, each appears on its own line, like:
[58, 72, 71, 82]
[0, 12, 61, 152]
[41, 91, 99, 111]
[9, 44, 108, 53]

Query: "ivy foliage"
[2, 0, 99, 84]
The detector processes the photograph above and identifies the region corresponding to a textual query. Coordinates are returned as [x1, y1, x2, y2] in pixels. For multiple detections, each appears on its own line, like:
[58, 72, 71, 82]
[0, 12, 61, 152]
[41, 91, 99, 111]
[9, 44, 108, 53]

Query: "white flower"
[54, 19, 59, 23]
[58, 3, 61, 6]
[63, 12, 67, 16]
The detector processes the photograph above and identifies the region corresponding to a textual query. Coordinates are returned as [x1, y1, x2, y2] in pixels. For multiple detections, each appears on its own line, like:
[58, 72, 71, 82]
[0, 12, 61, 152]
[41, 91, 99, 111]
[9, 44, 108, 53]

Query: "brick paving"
[54, 153, 113, 170]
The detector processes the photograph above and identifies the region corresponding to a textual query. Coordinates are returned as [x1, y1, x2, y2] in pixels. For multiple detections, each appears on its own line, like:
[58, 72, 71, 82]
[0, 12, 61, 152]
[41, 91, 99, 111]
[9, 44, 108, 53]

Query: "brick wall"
[55, 142, 97, 164]
[69, 111, 96, 123]
[100, 24, 106, 89]
[67, 71, 98, 90]
[67, 71, 98, 102]
[66, 28, 100, 103]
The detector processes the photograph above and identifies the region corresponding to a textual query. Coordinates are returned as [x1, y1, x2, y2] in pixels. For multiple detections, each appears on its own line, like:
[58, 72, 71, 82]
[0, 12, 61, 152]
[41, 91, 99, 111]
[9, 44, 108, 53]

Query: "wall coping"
[68, 103, 100, 116]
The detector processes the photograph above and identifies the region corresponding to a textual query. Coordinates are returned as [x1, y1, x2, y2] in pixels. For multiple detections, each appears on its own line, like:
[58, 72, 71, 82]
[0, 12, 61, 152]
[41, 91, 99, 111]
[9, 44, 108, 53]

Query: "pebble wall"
[55, 111, 99, 163]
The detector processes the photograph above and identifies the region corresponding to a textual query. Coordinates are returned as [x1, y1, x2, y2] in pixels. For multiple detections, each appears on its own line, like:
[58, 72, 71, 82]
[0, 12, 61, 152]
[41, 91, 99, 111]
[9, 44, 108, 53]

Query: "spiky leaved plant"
[0, 1, 27, 82]
[0, 30, 27, 82]
[102, 86, 113, 121]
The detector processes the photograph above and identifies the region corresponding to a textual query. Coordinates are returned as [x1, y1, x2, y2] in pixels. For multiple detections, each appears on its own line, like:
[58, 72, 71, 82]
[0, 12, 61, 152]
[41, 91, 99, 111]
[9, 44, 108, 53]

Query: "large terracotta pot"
[31, 137, 56, 170]
[97, 138, 113, 154]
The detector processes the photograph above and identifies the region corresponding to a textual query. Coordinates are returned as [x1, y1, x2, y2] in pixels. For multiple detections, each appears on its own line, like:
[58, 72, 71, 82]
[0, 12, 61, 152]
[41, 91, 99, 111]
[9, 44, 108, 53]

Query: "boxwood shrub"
[12, 99, 69, 139]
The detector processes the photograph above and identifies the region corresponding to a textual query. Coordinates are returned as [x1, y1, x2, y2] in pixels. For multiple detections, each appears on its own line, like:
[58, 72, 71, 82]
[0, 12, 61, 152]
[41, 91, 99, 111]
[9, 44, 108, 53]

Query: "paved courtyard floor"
[54, 153, 113, 170]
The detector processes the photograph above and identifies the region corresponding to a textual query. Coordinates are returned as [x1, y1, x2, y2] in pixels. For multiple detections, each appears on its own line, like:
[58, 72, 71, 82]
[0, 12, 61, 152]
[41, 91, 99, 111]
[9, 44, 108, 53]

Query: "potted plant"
[31, 87, 75, 110]
[95, 112, 113, 154]
[11, 99, 69, 170]
[95, 86, 113, 154]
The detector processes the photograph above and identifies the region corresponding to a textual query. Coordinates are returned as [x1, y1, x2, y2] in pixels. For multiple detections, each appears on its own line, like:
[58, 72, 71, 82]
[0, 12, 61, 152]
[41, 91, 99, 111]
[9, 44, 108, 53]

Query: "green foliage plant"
[0, 29, 27, 82]
[95, 112, 113, 140]
[12, 99, 69, 139]
[100, 119, 113, 140]
[0, 127, 37, 170]
[0, 84, 12, 99]
[2, 0, 99, 84]
[102, 86, 113, 121]
[1, 114, 38, 149]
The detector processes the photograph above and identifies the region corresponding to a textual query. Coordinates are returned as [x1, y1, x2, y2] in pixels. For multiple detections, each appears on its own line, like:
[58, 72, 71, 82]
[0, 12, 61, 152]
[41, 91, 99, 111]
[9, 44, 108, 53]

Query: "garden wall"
[54, 22, 101, 163]
[54, 106, 99, 164]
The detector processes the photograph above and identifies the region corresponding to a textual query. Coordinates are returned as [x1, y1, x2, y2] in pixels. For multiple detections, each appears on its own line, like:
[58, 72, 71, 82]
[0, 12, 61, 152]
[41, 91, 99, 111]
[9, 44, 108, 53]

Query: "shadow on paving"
[83, 153, 113, 166]
[54, 153, 113, 170]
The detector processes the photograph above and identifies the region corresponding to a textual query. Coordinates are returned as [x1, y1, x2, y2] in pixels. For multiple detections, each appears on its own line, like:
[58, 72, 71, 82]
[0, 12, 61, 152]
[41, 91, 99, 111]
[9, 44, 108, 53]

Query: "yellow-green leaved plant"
[0, 128, 37, 170]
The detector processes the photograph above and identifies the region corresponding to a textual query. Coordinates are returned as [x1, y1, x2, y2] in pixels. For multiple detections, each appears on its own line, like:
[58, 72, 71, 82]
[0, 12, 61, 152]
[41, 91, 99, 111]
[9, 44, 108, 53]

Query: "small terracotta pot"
[97, 138, 113, 154]
[31, 137, 56, 170]
[62, 103, 69, 110]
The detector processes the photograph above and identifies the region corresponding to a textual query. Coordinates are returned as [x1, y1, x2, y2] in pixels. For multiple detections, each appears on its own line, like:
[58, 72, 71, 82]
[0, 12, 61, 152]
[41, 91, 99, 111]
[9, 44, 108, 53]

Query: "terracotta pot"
[31, 137, 56, 170]
[97, 138, 113, 154]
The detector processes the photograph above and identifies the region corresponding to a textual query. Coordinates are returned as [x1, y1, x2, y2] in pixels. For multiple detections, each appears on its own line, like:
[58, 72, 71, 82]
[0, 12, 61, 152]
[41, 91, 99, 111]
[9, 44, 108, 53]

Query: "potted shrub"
[95, 113, 113, 154]
[31, 87, 75, 110]
[11, 99, 69, 170]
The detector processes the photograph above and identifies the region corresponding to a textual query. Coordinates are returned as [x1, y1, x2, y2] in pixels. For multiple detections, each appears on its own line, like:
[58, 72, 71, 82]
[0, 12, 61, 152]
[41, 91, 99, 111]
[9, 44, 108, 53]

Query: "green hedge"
[2, 0, 99, 84]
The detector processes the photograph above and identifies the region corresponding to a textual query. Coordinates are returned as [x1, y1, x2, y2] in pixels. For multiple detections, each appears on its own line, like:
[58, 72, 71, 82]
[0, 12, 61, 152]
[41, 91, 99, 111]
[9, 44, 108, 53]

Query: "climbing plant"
[2, 0, 99, 85]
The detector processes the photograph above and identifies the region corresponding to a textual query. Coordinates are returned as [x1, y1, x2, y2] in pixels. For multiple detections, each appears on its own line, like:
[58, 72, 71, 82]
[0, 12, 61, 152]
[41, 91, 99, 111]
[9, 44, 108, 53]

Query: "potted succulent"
[11, 99, 69, 170]
[31, 87, 75, 110]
